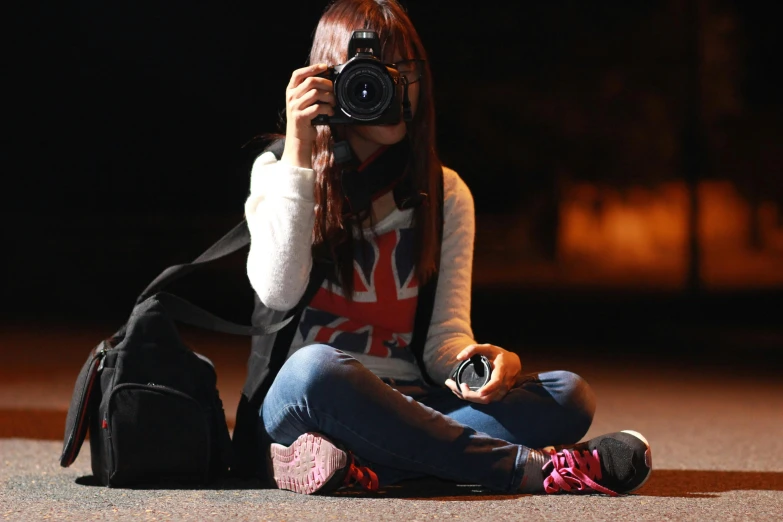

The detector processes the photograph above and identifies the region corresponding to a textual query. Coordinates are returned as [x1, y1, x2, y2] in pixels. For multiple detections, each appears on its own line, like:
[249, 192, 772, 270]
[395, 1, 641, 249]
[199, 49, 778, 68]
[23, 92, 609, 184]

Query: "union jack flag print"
[296, 228, 419, 362]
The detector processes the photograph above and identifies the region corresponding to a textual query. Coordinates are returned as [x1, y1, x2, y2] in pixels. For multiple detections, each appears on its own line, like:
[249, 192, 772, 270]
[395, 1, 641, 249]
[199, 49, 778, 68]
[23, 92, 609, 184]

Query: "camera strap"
[338, 138, 427, 218]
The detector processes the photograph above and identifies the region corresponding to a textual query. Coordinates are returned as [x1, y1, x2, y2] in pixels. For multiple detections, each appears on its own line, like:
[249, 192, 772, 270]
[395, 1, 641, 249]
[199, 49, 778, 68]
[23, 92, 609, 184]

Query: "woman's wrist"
[281, 137, 314, 169]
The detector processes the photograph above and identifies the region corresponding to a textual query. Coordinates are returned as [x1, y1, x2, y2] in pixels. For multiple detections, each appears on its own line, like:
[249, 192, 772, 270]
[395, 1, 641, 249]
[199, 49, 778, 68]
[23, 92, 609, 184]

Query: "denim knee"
[542, 370, 596, 441]
[274, 344, 351, 401]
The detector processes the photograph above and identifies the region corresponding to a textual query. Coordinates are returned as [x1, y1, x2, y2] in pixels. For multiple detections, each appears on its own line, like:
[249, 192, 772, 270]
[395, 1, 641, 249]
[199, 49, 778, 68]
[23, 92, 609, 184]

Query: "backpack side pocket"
[60, 341, 108, 468]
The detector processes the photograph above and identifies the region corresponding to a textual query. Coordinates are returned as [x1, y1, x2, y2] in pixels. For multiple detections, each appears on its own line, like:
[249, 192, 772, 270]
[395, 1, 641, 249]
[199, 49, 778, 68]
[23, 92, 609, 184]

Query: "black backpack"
[59, 221, 291, 487]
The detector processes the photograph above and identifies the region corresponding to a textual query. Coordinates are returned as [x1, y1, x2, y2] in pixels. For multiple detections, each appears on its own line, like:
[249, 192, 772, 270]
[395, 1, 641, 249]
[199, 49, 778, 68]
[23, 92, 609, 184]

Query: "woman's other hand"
[444, 344, 522, 404]
[281, 63, 336, 168]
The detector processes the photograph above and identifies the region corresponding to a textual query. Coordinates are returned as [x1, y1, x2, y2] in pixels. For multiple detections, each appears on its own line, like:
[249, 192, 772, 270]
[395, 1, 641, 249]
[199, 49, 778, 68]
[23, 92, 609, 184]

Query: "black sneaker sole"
[270, 432, 348, 494]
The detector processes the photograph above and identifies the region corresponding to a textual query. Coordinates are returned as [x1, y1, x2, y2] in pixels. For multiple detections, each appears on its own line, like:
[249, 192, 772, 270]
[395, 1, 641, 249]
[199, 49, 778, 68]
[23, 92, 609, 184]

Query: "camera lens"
[344, 71, 387, 114]
[336, 61, 394, 122]
[353, 79, 379, 105]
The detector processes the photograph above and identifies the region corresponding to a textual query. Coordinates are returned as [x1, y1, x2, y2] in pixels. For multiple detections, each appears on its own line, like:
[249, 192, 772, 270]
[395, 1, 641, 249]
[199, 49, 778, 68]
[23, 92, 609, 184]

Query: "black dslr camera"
[312, 30, 412, 126]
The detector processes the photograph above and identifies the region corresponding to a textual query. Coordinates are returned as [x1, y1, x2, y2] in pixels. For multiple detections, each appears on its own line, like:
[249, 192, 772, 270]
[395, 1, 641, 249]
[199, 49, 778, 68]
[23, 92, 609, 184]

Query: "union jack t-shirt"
[246, 151, 477, 384]
[291, 226, 420, 372]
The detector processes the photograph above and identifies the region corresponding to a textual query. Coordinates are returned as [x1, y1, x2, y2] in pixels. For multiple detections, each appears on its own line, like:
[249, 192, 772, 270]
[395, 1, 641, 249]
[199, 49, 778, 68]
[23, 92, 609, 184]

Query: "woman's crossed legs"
[260, 344, 595, 492]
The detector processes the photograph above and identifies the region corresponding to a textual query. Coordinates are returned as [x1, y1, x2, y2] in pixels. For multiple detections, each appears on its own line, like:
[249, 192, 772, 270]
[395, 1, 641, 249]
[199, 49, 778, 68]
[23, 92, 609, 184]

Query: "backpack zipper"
[96, 345, 108, 372]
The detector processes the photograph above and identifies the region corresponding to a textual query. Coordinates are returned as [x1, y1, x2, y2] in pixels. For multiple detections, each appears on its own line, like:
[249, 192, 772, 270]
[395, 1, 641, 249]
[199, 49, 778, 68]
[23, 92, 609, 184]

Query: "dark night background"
[4, 1, 782, 367]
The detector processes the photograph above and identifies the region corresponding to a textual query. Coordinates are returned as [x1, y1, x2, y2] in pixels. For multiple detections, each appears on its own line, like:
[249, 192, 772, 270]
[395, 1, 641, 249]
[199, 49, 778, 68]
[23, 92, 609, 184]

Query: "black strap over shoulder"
[130, 136, 290, 336]
[264, 137, 286, 159]
[136, 220, 252, 306]
[153, 292, 292, 337]
[129, 218, 290, 337]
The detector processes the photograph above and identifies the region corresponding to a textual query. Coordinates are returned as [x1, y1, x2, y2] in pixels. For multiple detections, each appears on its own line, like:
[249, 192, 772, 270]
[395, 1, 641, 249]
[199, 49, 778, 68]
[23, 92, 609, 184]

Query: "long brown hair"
[310, 0, 441, 297]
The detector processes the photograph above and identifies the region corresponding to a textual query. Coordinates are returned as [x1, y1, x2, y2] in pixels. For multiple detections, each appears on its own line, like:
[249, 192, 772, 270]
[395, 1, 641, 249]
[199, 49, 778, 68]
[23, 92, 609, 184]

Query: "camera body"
[312, 30, 408, 126]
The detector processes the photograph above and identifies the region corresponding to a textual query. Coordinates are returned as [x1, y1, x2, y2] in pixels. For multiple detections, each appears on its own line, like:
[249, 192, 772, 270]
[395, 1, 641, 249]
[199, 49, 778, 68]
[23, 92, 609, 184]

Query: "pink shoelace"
[543, 449, 619, 496]
[343, 454, 379, 491]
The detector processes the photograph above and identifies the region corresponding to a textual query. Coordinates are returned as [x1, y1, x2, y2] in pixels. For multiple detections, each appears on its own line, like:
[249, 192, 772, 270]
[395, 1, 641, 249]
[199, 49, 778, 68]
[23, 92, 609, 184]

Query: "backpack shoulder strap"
[135, 220, 251, 306]
[133, 136, 290, 332]
[150, 292, 292, 336]
[125, 219, 293, 337]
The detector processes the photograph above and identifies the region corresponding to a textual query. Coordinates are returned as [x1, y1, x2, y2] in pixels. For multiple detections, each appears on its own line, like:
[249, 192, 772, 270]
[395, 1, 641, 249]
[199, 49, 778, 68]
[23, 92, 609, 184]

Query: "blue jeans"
[260, 344, 595, 493]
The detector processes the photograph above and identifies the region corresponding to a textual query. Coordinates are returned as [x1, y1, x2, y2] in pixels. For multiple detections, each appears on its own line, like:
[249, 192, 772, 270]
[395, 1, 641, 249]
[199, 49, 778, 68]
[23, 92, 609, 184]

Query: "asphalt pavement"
[1, 317, 782, 521]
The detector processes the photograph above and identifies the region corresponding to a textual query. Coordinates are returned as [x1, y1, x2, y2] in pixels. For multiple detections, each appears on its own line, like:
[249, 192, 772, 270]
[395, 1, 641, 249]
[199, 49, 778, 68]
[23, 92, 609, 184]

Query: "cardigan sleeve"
[421, 167, 479, 384]
[244, 151, 317, 311]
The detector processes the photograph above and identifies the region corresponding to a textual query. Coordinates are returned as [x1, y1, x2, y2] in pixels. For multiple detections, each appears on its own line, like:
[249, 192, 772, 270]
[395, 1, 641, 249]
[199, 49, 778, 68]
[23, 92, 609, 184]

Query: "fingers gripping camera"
[311, 30, 413, 126]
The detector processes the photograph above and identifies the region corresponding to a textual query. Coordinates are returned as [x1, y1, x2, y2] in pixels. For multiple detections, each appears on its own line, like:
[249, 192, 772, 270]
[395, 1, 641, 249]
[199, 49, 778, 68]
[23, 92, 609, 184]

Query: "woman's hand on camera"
[444, 343, 522, 404]
[281, 63, 336, 168]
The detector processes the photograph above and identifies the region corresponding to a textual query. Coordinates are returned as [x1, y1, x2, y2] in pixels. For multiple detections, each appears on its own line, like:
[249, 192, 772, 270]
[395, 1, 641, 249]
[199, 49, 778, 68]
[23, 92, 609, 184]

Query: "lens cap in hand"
[455, 355, 491, 391]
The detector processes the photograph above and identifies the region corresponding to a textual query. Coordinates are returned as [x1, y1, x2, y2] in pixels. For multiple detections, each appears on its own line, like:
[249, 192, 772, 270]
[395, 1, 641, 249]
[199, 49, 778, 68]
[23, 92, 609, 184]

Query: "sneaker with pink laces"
[522, 430, 653, 496]
[270, 432, 379, 495]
